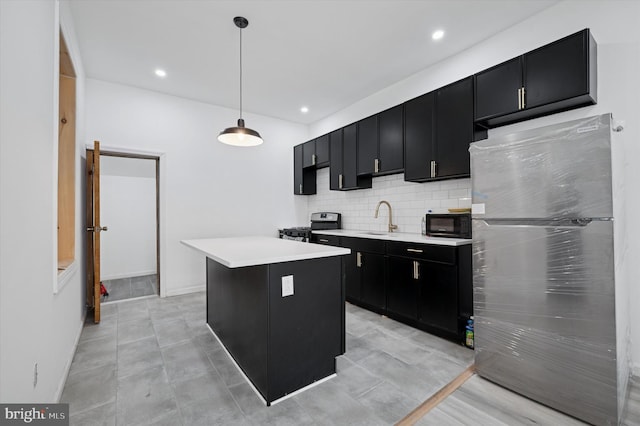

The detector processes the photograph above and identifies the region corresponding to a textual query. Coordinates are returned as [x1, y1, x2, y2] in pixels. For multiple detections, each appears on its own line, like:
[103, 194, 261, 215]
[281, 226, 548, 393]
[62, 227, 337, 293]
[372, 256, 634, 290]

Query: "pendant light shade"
[218, 16, 263, 147]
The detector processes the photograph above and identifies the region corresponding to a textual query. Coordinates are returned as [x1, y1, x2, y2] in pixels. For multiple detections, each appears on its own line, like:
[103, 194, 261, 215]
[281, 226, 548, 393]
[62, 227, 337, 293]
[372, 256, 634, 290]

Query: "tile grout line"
[395, 364, 476, 426]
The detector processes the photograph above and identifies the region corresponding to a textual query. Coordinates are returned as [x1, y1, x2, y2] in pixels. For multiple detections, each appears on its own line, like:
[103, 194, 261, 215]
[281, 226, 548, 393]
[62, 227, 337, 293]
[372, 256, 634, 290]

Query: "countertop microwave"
[425, 213, 471, 239]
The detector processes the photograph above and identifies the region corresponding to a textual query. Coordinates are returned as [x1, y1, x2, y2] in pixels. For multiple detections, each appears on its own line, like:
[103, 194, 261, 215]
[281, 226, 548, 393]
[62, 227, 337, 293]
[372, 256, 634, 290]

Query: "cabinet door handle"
[374, 158, 380, 173]
[521, 87, 525, 109]
[407, 248, 423, 253]
[312, 154, 317, 166]
[430, 160, 437, 178]
[319, 239, 329, 243]
[339, 174, 343, 189]
[299, 183, 303, 194]
[517, 88, 521, 110]
[415, 261, 420, 279]
[356, 252, 362, 267]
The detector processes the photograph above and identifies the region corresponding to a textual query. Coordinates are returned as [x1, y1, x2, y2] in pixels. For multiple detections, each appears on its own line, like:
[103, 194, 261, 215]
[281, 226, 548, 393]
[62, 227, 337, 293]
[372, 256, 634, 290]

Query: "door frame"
[86, 144, 167, 297]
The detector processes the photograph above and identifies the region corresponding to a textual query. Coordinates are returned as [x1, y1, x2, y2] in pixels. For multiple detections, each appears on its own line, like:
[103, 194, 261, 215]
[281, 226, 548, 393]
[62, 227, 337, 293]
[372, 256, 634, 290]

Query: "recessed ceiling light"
[155, 69, 167, 78]
[432, 30, 444, 41]
[300, 106, 309, 113]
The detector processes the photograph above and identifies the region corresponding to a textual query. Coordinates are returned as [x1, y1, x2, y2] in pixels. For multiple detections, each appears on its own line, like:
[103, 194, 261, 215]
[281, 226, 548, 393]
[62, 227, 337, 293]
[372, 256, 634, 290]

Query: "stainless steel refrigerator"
[470, 114, 629, 425]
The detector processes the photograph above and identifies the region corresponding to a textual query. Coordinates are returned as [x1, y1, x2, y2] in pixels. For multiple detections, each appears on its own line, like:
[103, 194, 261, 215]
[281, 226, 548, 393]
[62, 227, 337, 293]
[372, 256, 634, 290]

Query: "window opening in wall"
[58, 30, 76, 273]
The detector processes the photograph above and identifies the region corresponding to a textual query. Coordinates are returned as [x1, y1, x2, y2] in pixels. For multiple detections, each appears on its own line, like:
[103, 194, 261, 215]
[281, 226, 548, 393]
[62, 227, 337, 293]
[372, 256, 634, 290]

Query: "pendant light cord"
[239, 24, 243, 120]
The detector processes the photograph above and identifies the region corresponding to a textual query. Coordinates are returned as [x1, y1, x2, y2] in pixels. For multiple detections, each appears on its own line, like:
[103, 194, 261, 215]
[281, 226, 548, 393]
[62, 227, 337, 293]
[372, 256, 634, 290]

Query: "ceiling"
[67, 0, 559, 125]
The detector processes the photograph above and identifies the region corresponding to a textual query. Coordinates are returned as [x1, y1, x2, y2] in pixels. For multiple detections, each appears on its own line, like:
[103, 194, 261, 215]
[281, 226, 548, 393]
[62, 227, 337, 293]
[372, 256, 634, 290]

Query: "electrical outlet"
[281, 275, 294, 297]
[33, 363, 38, 388]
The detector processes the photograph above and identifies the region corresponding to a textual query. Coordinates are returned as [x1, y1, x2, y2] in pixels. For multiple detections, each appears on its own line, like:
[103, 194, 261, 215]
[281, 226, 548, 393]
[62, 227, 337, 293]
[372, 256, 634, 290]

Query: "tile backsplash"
[307, 168, 471, 234]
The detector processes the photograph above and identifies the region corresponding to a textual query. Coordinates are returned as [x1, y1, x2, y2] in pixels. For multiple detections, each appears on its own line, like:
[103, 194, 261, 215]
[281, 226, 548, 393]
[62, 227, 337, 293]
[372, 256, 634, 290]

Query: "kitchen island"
[181, 236, 350, 405]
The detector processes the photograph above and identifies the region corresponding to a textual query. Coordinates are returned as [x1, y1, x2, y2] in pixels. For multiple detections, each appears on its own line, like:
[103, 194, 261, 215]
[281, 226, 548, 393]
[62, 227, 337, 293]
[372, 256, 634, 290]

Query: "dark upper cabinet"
[301, 135, 330, 169]
[329, 129, 343, 191]
[315, 134, 330, 167]
[293, 144, 316, 195]
[405, 77, 481, 182]
[404, 92, 435, 182]
[475, 57, 522, 121]
[357, 115, 378, 175]
[435, 76, 475, 179]
[475, 29, 597, 128]
[330, 125, 372, 191]
[378, 105, 404, 175]
[525, 30, 593, 109]
[357, 107, 404, 177]
[302, 140, 316, 168]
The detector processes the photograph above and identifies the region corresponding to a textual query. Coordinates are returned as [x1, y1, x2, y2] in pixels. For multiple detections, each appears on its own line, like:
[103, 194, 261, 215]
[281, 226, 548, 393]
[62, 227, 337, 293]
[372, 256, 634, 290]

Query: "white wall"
[308, 0, 640, 373]
[0, 0, 87, 402]
[84, 80, 309, 296]
[100, 156, 157, 280]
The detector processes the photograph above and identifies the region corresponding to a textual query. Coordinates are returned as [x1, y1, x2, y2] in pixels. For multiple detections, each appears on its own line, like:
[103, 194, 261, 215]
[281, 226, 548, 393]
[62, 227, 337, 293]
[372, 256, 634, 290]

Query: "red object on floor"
[100, 282, 109, 296]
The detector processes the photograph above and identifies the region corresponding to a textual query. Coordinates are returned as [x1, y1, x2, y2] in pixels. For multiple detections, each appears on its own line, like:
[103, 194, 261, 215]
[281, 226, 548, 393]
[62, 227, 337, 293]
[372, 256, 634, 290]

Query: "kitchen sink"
[360, 231, 398, 237]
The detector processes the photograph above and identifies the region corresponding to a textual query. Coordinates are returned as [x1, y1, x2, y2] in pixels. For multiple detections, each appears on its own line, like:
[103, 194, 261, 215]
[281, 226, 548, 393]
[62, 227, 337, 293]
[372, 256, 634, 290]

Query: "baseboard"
[55, 310, 86, 402]
[101, 270, 157, 281]
[164, 284, 205, 297]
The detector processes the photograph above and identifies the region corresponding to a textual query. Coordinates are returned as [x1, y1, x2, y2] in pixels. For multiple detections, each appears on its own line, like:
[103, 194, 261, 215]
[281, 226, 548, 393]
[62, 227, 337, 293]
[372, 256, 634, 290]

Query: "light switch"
[281, 275, 294, 297]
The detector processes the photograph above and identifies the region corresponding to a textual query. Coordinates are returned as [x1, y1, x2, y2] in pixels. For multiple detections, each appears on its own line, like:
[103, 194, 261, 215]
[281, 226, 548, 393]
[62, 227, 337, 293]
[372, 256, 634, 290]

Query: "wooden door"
[86, 141, 106, 323]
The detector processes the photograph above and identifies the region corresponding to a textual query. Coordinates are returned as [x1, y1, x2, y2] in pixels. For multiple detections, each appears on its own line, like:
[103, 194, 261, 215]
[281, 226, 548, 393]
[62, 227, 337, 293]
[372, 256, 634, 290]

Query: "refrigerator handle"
[480, 218, 598, 227]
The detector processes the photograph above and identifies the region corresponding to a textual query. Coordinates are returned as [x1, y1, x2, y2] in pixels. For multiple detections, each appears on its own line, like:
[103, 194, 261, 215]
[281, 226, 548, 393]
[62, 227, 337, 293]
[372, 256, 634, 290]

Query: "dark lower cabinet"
[386, 257, 419, 321]
[338, 236, 472, 343]
[341, 237, 386, 314]
[417, 261, 458, 335]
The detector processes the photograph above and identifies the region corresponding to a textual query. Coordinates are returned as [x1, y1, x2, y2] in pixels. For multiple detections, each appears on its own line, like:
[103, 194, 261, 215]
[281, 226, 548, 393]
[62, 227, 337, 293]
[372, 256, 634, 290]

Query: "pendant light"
[218, 16, 263, 147]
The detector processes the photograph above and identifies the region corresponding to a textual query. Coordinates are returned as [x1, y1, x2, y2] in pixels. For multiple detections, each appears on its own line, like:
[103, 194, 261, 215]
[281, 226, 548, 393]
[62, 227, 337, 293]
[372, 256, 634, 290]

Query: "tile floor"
[61, 292, 640, 425]
[101, 274, 158, 302]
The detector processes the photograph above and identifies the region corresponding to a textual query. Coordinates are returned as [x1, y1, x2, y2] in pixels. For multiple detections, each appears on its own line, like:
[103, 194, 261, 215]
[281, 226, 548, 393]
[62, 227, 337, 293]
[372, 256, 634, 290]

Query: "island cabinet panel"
[206, 255, 345, 405]
[207, 260, 269, 395]
[268, 257, 343, 400]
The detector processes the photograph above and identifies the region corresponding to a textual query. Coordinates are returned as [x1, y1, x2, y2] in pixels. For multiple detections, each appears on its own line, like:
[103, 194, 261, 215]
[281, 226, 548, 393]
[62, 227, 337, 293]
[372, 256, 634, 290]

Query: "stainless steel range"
[279, 212, 341, 242]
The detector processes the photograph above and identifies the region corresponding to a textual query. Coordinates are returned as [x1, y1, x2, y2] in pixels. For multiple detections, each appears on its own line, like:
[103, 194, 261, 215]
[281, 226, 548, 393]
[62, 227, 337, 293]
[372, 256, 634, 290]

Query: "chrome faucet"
[374, 200, 398, 233]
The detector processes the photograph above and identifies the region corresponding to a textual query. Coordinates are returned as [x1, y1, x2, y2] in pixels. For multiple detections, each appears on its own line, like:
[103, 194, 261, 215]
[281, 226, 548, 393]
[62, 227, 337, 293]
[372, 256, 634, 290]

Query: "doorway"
[99, 153, 160, 302]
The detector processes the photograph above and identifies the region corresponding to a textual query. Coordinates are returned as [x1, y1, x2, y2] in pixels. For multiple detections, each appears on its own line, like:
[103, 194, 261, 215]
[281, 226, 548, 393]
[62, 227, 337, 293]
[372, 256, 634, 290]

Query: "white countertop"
[181, 236, 351, 268]
[312, 229, 472, 246]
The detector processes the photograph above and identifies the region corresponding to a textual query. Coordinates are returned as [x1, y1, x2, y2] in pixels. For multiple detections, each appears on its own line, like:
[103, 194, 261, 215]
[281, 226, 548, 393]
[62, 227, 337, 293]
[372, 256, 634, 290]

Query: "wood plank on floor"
[396, 364, 476, 426]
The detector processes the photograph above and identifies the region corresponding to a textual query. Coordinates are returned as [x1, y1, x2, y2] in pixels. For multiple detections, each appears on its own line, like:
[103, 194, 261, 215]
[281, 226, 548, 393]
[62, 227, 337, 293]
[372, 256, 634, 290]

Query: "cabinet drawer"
[312, 234, 340, 246]
[340, 237, 386, 255]
[386, 241, 456, 265]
